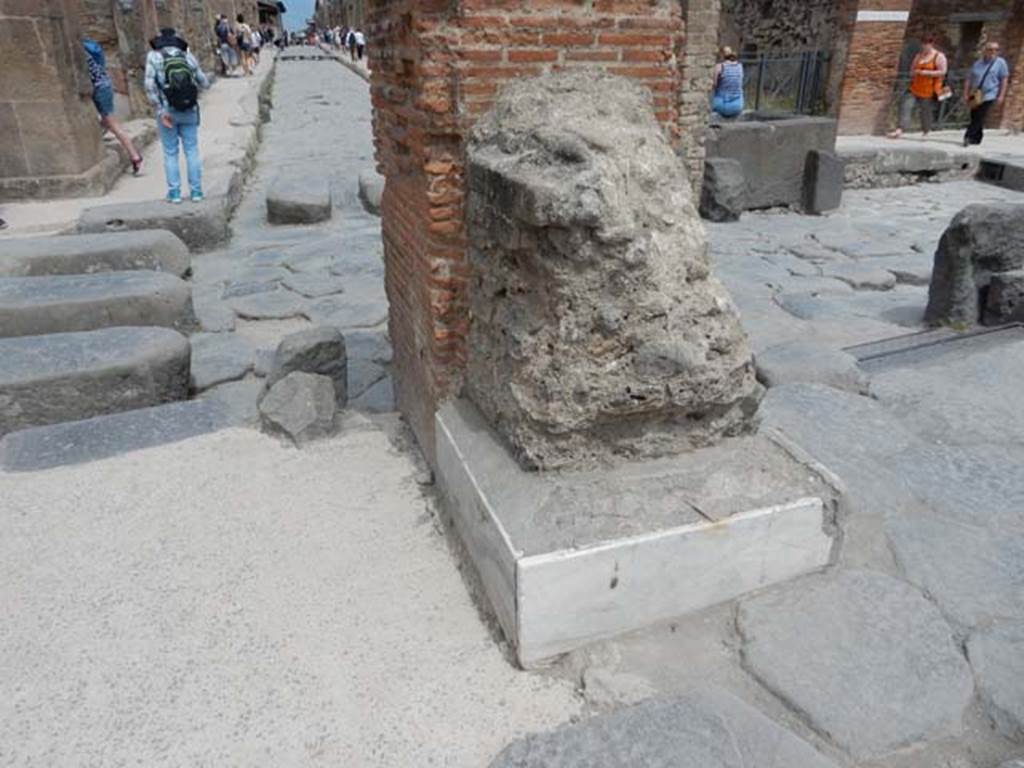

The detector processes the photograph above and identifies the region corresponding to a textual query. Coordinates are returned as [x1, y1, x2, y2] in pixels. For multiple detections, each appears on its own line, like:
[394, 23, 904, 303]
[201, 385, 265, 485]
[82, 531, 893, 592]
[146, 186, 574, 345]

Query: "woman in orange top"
[888, 36, 948, 139]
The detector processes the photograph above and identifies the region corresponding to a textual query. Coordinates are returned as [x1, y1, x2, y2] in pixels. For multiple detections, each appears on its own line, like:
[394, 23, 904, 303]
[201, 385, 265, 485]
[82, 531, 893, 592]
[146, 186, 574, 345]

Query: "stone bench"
[0, 327, 190, 436]
[0, 230, 190, 278]
[0, 271, 192, 338]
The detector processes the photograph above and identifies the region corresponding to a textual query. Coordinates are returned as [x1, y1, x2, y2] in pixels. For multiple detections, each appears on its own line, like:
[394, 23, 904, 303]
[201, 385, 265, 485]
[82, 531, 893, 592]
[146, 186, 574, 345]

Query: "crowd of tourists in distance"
[214, 14, 281, 78]
[711, 37, 1010, 148]
[322, 26, 368, 62]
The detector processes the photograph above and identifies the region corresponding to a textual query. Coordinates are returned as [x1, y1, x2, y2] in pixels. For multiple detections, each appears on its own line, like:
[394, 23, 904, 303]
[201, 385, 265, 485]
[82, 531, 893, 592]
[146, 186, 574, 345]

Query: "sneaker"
[0, 218, 7, 231]
[166, 192, 183, 204]
[190, 192, 205, 203]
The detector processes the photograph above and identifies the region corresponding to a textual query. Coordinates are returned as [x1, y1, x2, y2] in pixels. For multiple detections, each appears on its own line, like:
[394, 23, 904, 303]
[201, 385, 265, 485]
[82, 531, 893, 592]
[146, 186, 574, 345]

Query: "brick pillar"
[678, 0, 721, 191]
[367, 0, 686, 460]
[836, 0, 912, 135]
[0, 0, 104, 198]
[1000, 2, 1024, 131]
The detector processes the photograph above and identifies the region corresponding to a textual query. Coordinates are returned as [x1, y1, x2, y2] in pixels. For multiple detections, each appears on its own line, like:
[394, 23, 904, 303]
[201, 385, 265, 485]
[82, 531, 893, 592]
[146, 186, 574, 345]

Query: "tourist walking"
[963, 41, 1010, 147]
[214, 15, 237, 76]
[888, 36, 948, 139]
[82, 38, 143, 175]
[144, 27, 210, 204]
[354, 29, 366, 61]
[711, 46, 744, 118]
[235, 14, 255, 76]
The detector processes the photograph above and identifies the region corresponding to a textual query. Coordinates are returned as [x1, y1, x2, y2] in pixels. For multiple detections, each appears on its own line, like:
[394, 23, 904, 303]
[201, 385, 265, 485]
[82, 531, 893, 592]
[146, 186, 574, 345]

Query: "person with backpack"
[82, 38, 143, 176]
[214, 15, 238, 77]
[235, 14, 254, 76]
[963, 41, 1010, 147]
[144, 28, 209, 204]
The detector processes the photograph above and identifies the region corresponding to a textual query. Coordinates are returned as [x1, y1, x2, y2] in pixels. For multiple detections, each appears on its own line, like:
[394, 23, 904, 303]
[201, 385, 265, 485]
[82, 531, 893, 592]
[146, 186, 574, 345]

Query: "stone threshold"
[435, 398, 843, 668]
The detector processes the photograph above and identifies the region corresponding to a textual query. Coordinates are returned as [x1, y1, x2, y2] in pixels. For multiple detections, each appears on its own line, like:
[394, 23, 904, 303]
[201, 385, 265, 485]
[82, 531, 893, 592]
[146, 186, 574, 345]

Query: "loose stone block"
[465, 70, 762, 470]
[265, 325, 348, 406]
[267, 178, 332, 225]
[738, 569, 973, 760]
[358, 169, 384, 215]
[967, 622, 1024, 741]
[0, 230, 190, 278]
[803, 149, 844, 214]
[490, 686, 840, 768]
[699, 158, 746, 222]
[925, 203, 1024, 327]
[259, 371, 337, 445]
[983, 270, 1024, 326]
[0, 271, 192, 338]
[0, 327, 191, 436]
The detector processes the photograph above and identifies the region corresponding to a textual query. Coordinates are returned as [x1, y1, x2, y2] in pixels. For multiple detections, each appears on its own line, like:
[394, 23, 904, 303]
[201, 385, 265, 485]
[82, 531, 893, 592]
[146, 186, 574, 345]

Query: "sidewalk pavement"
[0, 56, 275, 239]
[837, 129, 1024, 165]
[317, 43, 371, 82]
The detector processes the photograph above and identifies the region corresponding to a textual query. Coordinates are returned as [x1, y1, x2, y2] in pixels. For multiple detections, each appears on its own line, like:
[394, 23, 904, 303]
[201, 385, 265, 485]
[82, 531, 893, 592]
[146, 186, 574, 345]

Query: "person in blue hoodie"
[82, 38, 143, 175]
[144, 28, 210, 203]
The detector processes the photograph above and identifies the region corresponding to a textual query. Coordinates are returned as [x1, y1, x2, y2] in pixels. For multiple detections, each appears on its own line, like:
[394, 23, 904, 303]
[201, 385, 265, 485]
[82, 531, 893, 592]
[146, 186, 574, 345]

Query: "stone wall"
[0, 0, 104, 190]
[720, 0, 845, 53]
[367, 0, 691, 458]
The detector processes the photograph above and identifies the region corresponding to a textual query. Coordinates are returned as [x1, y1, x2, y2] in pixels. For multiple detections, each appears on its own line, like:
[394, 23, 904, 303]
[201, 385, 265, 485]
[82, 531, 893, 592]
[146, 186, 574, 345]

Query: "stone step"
[0, 271, 192, 338]
[0, 230, 190, 278]
[78, 198, 230, 252]
[0, 399, 233, 472]
[0, 327, 190, 437]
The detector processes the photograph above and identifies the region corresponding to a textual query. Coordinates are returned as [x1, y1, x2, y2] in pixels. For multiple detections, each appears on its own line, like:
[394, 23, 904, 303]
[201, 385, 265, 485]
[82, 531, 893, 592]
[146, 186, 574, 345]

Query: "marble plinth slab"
[435, 399, 843, 667]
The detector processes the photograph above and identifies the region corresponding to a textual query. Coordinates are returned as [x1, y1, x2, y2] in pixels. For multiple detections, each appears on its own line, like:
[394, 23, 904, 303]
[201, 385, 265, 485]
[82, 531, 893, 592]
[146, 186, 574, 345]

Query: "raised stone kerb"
[465, 70, 762, 470]
[0, 230, 190, 278]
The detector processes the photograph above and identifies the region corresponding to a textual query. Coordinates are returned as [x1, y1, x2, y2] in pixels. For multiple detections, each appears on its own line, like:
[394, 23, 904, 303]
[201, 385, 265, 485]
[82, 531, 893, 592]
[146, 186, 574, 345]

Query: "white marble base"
[435, 399, 841, 668]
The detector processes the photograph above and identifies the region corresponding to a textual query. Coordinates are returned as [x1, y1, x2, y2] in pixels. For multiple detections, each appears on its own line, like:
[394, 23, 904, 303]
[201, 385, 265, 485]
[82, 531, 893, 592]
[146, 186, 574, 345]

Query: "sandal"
[131, 157, 143, 176]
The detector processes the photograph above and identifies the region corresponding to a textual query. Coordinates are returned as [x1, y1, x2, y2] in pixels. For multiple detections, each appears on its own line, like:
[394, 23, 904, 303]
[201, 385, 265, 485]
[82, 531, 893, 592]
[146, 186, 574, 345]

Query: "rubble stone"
[699, 158, 746, 222]
[803, 149, 844, 215]
[259, 372, 337, 445]
[465, 70, 761, 470]
[983, 270, 1024, 326]
[265, 326, 348, 406]
[925, 203, 1024, 326]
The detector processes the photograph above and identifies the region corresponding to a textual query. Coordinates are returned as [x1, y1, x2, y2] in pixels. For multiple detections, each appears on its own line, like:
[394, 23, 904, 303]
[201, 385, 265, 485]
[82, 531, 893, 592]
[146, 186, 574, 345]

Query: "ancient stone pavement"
[189, 47, 393, 421]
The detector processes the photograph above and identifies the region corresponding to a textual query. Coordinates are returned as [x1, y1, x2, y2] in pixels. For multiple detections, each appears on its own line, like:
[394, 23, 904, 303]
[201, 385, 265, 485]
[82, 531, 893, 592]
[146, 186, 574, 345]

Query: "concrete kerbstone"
[0, 271, 192, 338]
[0, 230, 190, 278]
[0, 327, 191, 436]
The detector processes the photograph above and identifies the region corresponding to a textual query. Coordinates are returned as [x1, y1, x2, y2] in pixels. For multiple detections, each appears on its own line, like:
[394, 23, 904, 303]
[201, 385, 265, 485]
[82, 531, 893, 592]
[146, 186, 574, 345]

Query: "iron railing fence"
[739, 52, 830, 115]
[890, 68, 972, 130]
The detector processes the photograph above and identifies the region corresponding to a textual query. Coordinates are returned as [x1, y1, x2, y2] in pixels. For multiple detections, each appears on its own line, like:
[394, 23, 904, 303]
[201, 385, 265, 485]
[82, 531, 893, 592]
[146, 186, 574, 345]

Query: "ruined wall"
[368, 0, 690, 458]
[720, 0, 845, 53]
[679, 0, 720, 188]
[0, 0, 104, 187]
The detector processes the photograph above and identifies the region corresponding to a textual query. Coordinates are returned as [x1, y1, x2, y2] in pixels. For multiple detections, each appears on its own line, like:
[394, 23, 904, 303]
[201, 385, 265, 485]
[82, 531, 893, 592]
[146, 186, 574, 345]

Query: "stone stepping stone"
[358, 169, 384, 215]
[0, 327, 190, 436]
[0, 399, 232, 473]
[0, 271, 191, 339]
[189, 333, 257, 392]
[489, 686, 839, 767]
[228, 287, 308, 320]
[266, 178, 332, 225]
[0, 230, 190, 278]
[737, 569, 973, 760]
[968, 621, 1024, 741]
[78, 197, 230, 253]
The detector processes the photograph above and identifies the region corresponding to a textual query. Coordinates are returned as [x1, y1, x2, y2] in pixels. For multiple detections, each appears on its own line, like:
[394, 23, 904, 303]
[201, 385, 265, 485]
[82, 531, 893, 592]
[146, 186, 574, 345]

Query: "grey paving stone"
[228, 287, 308, 320]
[346, 328, 393, 364]
[756, 341, 870, 394]
[737, 569, 973, 759]
[192, 287, 236, 332]
[283, 271, 346, 298]
[0, 230, 190, 278]
[348, 359, 386, 399]
[350, 374, 394, 413]
[0, 271, 192, 338]
[489, 686, 840, 768]
[0, 327, 190, 436]
[823, 262, 897, 291]
[189, 332, 257, 392]
[265, 325, 347, 406]
[198, 377, 263, 428]
[259, 371, 336, 445]
[967, 622, 1024, 741]
[307, 295, 388, 330]
[358, 169, 384, 215]
[78, 196, 231, 252]
[0, 399, 232, 472]
[267, 178, 332, 225]
[220, 266, 291, 299]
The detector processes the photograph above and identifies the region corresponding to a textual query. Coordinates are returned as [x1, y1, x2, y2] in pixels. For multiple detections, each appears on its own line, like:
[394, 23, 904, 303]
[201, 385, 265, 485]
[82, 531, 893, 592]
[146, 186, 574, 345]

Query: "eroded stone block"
[465, 70, 761, 470]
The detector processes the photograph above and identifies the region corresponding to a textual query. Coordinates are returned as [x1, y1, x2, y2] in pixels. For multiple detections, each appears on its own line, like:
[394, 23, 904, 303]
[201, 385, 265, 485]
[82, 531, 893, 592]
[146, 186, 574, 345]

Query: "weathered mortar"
[465, 71, 762, 470]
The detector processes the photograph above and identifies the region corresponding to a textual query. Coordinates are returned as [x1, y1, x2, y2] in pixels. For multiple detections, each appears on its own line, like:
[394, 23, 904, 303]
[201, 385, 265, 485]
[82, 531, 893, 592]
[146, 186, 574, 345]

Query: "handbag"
[969, 59, 997, 109]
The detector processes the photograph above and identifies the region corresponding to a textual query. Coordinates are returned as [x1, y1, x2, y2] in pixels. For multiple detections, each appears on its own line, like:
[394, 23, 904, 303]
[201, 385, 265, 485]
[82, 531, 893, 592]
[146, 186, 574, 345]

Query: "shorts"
[92, 85, 115, 118]
[240, 41, 252, 52]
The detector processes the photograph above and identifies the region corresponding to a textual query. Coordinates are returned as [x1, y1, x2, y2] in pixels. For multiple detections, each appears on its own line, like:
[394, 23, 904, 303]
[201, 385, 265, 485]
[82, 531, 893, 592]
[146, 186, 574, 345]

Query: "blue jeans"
[713, 94, 744, 118]
[158, 119, 202, 197]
